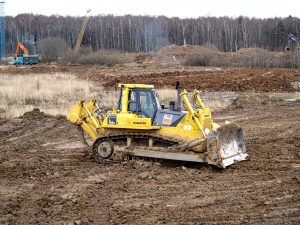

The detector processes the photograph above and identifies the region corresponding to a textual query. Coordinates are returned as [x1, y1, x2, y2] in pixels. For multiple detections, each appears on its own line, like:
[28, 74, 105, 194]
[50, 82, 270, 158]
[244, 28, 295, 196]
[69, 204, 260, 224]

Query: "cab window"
[139, 91, 155, 118]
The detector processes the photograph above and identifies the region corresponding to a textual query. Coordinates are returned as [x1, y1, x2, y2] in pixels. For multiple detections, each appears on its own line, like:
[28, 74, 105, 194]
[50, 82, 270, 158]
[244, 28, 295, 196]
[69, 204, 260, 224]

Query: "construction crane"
[74, 9, 91, 53]
[286, 33, 300, 52]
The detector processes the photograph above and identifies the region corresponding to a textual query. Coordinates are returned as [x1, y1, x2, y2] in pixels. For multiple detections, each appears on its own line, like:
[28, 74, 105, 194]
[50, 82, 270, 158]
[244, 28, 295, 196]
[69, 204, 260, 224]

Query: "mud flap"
[206, 123, 248, 168]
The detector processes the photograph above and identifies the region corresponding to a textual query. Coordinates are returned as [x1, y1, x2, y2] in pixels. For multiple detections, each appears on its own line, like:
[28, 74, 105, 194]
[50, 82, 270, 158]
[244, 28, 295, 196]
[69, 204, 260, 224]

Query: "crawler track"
[92, 133, 182, 162]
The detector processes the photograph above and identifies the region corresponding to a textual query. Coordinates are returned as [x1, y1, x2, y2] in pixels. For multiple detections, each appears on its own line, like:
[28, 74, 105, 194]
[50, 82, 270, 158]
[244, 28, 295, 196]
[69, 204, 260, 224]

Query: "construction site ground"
[1, 63, 299, 92]
[0, 63, 300, 224]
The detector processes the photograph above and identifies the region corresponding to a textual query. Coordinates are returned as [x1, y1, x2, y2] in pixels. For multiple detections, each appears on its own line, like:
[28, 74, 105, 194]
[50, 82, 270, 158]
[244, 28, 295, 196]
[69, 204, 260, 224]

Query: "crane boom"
[75, 9, 91, 52]
[288, 33, 300, 44]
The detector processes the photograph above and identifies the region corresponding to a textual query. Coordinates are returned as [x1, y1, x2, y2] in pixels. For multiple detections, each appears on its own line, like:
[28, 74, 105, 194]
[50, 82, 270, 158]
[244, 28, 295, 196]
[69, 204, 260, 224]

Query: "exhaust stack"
[176, 81, 182, 112]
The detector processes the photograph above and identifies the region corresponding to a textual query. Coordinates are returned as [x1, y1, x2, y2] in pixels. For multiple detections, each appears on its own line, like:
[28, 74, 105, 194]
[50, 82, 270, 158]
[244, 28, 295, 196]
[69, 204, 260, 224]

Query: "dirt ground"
[1, 63, 300, 92]
[0, 64, 300, 225]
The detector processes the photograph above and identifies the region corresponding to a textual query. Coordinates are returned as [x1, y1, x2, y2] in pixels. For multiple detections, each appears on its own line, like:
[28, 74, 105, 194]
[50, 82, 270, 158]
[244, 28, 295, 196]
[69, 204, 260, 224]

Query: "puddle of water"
[55, 141, 86, 149]
[270, 92, 300, 102]
[43, 140, 85, 149]
[204, 67, 222, 72]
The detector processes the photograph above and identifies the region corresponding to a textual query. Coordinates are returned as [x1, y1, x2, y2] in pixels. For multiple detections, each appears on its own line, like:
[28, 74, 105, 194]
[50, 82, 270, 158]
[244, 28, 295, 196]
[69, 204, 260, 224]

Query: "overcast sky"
[4, 0, 300, 18]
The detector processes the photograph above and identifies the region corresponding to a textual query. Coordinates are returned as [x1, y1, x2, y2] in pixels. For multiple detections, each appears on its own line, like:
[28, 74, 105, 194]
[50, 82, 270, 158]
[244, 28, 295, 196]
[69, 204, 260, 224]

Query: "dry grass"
[157, 88, 177, 106]
[0, 74, 235, 118]
[200, 92, 237, 111]
[182, 47, 300, 69]
[0, 73, 117, 118]
[62, 49, 135, 65]
[184, 48, 215, 66]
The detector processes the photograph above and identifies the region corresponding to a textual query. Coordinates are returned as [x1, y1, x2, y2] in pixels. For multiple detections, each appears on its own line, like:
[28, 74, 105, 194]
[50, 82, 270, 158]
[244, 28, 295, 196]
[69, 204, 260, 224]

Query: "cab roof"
[118, 84, 154, 89]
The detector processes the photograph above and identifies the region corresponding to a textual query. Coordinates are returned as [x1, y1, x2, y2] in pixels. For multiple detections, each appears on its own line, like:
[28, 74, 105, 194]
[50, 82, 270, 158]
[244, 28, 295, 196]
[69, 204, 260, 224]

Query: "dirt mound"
[230, 93, 279, 109]
[22, 108, 48, 119]
[0, 63, 69, 74]
[156, 44, 215, 64]
[158, 44, 213, 55]
[0, 108, 80, 153]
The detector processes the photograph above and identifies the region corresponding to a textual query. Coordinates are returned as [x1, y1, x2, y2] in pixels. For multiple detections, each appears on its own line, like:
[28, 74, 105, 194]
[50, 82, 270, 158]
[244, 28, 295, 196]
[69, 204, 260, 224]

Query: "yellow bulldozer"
[67, 83, 248, 168]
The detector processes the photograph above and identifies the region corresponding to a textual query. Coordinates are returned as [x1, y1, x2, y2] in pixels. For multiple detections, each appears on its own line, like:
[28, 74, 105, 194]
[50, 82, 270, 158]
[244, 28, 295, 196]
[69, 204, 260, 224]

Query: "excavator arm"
[15, 42, 29, 56]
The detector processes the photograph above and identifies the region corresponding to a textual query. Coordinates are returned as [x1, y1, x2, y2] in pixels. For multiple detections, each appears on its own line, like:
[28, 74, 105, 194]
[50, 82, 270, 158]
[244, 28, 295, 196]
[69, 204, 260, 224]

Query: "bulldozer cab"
[116, 84, 186, 128]
[117, 85, 159, 121]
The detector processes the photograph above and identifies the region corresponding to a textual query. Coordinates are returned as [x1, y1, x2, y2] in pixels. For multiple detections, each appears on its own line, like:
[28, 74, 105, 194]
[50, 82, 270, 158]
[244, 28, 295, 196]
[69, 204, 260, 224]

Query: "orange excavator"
[13, 42, 39, 65]
[15, 42, 29, 56]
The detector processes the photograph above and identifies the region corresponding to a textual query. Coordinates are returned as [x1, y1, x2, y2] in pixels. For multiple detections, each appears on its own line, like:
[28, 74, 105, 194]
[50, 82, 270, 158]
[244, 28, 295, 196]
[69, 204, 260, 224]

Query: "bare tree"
[5, 14, 300, 55]
[37, 37, 68, 62]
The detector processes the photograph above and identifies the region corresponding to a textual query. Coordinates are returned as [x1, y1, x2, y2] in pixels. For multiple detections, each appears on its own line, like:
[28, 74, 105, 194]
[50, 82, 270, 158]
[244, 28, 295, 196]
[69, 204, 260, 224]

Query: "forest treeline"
[5, 14, 300, 54]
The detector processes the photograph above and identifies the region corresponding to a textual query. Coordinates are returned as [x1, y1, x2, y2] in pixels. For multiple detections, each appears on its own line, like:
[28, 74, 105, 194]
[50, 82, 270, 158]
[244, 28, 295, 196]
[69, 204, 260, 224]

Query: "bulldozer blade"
[124, 147, 205, 163]
[206, 123, 248, 168]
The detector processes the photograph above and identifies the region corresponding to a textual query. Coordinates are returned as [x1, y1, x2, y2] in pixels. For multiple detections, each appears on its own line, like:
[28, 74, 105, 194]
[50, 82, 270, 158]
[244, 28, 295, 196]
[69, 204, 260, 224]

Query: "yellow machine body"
[67, 84, 248, 168]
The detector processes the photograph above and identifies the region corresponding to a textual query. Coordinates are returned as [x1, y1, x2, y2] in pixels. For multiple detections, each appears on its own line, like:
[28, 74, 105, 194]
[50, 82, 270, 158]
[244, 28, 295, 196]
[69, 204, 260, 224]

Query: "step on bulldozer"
[67, 83, 248, 168]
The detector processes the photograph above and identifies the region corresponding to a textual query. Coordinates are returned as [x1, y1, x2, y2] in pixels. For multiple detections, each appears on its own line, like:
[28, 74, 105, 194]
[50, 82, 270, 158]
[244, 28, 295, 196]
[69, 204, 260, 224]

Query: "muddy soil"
[101, 68, 300, 92]
[0, 62, 299, 224]
[1, 93, 299, 224]
[1, 63, 299, 92]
